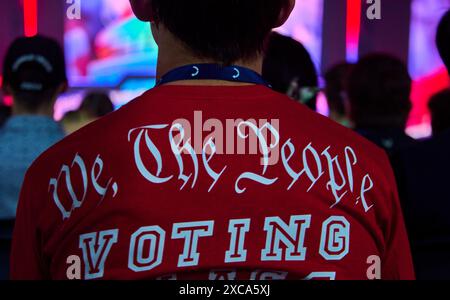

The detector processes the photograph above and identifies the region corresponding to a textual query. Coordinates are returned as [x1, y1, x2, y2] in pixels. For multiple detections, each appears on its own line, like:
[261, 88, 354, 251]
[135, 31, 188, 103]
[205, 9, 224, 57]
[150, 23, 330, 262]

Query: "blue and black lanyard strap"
[156, 63, 272, 88]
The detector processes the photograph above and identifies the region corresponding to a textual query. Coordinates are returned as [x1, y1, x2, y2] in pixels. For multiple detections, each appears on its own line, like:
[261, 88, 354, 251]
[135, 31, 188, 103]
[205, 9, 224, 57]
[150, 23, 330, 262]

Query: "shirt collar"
[3, 115, 63, 133]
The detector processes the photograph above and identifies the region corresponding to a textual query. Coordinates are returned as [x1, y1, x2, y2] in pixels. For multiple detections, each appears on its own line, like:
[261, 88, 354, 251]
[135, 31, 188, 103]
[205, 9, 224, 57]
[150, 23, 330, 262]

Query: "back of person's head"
[324, 62, 354, 126]
[130, 0, 294, 65]
[437, 9, 450, 72]
[428, 88, 450, 136]
[262, 32, 318, 110]
[80, 92, 114, 118]
[348, 53, 412, 130]
[2, 35, 67, 114]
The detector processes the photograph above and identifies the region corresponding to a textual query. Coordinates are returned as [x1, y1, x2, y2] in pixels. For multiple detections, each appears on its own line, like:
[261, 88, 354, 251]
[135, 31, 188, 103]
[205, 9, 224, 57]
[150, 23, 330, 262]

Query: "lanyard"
[156, 63, 271, 88]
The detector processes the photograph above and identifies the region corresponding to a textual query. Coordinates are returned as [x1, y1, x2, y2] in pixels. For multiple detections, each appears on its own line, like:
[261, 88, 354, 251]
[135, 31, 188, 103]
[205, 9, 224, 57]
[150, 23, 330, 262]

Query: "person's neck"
[156, 44, 263, 86]
[12, 104, 54, 119]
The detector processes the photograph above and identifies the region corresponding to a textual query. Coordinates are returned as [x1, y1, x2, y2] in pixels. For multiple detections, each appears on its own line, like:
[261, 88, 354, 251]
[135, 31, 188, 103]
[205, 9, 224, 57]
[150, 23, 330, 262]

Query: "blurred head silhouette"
[2, 35, 67, 117]
[428, 89, 450, 136]
[324, 62, 354, 127]
[79, 92, 114, 119]
[61, 92, 114, 135]
[437, 9, 450, 73]
[348, 54, 412, 130]
[348, 54, 414, 154]
[263, 32, 318, 110]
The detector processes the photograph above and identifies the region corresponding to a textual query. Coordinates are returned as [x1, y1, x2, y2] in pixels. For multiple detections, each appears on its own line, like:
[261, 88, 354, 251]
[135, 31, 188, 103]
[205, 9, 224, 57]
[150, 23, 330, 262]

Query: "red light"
[409, 67, 450, 127]
[346, 0, 362, 62]
[3, 96, 14, 107]
[23, 0, 38, 37]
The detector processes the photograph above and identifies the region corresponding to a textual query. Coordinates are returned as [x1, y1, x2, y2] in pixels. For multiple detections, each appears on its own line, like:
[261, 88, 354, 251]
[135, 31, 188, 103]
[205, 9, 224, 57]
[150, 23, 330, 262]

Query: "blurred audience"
[263, 32, 319, 111]
[0, 105, 11, 128]
[428, 88, 450, 136]
[393, 9, 450, 280]
[324, 62, 354, 128]
[0, 36, 67, 279]
[61, 91, 114, 134]
[348, 53, 415, 156]
[437, 10, 450, 74]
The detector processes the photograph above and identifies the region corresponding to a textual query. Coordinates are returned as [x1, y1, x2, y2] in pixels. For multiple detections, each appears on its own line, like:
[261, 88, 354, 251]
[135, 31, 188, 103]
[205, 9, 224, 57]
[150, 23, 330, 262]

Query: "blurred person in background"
[61, 92, 114, 134]
[348, 54, 415, 157]
[324, 62, 354, 128]
[263, 32, 319, 111]
[0, 36, 67, 279]
[61, 110, 91, 135]
[0, 105, 12, 128]
[393, 9, 450, 280]
[79, 91, 115, 119]
[428, 88, 450, 136]
[0, 35, 67, 220]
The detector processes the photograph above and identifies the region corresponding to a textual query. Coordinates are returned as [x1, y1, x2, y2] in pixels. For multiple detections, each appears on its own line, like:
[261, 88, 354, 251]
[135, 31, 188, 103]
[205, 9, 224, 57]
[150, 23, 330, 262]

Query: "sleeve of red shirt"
[381, 157, 415, 280]
[10, 164, 47, 280]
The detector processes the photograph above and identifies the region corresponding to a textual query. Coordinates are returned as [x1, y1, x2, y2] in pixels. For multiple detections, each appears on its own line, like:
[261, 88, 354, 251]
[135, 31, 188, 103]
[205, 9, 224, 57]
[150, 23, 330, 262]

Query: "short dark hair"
[348, 53, 412, 129]
[80, 92, 114, 118]
[324, 62, 354, 116]
[152, 0, 290, 65]
[437, 10, 450, 72]
[428, 88, 450, 135]
[262, 32, 318, 110]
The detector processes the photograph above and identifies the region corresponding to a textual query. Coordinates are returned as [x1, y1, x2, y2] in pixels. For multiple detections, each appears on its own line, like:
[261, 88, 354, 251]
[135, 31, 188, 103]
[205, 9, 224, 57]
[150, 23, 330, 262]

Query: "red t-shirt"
[10, 85, 414, 280]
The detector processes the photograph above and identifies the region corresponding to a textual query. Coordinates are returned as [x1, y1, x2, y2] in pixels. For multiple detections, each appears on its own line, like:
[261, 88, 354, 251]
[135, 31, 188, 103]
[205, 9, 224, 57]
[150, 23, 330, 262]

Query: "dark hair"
[437, 10, 450, 72]
[324, 63, 354, 116]
[262, 32, 318, 110]
[348, 53, 412, 129]
[80, 92, 114, 118]
[428, 88, 450, 135]
[152, 0, 290, 65]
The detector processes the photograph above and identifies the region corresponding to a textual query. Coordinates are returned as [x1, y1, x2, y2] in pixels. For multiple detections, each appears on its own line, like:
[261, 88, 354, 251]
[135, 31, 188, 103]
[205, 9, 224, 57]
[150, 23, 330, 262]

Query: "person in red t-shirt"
[10, 0, 414, 280]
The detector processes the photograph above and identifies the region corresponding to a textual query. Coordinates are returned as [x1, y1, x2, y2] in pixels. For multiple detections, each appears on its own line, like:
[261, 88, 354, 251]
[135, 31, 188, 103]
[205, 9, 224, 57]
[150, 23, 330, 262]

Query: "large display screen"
[64, 0, 157, 90]
[64, 0, 324, 90]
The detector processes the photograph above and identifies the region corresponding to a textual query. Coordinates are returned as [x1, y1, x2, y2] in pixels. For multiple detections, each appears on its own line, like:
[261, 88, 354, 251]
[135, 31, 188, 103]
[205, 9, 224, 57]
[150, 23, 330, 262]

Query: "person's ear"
[275, 0, 295, 28]
[129, 0, 155, 22]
